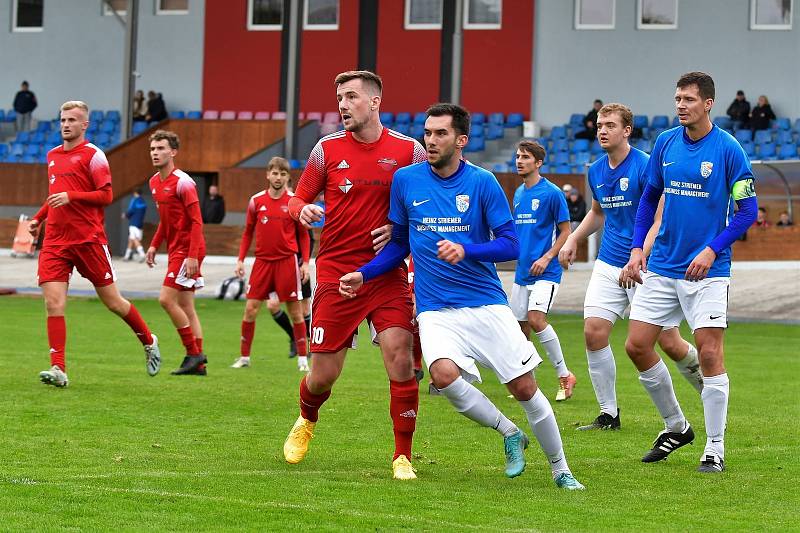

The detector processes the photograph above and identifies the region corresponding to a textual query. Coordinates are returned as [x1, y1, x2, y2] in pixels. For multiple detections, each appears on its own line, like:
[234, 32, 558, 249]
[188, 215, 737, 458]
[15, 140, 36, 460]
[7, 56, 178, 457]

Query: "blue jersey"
[646, 125, 754, 278]
[512, 177, 570, 284]
[126, 196, 147, 228]
[389, 160, 512, 313]
[587, 147, 650, 268]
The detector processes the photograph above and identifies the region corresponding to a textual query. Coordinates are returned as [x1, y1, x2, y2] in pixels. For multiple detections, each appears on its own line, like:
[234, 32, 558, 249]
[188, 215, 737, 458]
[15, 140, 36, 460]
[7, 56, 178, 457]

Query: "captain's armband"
[732, 178, 756, 201]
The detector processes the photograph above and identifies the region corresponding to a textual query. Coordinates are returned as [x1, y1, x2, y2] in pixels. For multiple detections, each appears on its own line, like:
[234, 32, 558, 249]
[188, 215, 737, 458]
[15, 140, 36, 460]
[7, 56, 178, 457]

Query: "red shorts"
[163, 253, 205, 292]
[310, 269, 413, 353]
[246, 256, 302, 302]
[38, 243, 116, 287]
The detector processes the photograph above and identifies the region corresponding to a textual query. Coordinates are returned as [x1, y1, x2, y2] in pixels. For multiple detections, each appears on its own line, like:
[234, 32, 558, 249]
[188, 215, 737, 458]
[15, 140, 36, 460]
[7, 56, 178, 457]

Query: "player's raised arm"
[288, 142, 326, 228]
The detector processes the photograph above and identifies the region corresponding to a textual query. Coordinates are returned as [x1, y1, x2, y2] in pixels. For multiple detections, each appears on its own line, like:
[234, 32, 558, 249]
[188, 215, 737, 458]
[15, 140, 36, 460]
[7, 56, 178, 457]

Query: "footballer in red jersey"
[282, 71, 426, 480]
[144, 130, 207, 376]
[31, 100, 161, 388]
[232, 156, 311, 372]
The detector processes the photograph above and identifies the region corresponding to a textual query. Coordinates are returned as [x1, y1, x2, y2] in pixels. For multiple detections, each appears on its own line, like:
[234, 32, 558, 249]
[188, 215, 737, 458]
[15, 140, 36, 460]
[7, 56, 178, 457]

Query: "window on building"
[248, 0, 282, 30]
[103, 0, 128, 16]
[637, 0, 678, 30]
[13, 0, 44, 32]
[750, 0, 793, 30]
[405, 0, 442, 29]
[574, 0, 615, 30]
[304, 0, 338, 29]
[464, 0, 501, 29]
[156, 0, 188, 15]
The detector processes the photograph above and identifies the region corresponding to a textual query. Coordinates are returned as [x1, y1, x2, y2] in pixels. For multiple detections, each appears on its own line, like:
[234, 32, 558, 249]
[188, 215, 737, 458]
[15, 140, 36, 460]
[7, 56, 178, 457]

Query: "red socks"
[390, 378, 419, 460]
[299, 375, 330, 422]
[196, 337, 203, 353]
[177, 326, 199, 355]
[47, 316, 66, 371]
[240, 321, 255, 357]
[292, 321, 308, 356]
[122, 304, 153, 345]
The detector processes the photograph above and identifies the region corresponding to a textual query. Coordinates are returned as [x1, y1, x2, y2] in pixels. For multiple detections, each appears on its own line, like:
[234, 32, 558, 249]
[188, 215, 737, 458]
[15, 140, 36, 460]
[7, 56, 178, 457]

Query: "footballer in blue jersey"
[123, 188, 147, 261]
[340, 104, 584, 489]
[509, 140, 577, 402]
[558, 104, 702, 432]
[621, 72, 758, 473]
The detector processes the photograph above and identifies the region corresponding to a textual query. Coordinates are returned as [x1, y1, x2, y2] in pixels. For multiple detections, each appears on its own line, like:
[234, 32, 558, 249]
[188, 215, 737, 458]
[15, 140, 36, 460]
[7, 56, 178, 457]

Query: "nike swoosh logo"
[711, 439, 722, 443]
[534, 301, 546, 306]
[521, 354, 533, 366]
[596, 183, 604, 188]
[709, 315, 723, 320]
[663, 161, 675, 167]
[412, 199, 430, 207]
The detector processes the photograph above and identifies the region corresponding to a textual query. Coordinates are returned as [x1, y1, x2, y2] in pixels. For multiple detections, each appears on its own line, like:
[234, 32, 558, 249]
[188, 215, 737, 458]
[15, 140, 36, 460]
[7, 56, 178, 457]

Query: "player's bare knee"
[104, 297, 129, 316]
[506, 373, 536, 401]
[584, 319, 611, 351]
[266, 299, 280, 314]
[429, 359, 460, 389]
[44, 300, 66, 316]
[528, 313, 548, 333]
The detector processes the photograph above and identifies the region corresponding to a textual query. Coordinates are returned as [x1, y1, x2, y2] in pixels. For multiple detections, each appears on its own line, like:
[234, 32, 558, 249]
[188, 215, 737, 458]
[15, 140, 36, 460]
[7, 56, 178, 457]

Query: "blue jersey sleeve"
[483, 175, 513, 230]
[388, 172, 408, 225]
[725, 140, 755, 190]
[555, 190, 570, 224]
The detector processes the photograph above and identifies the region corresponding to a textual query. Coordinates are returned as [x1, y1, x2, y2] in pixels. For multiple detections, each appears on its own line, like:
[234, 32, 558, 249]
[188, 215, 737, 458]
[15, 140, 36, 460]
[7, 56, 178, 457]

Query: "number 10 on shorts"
[311, 327, 325, 345]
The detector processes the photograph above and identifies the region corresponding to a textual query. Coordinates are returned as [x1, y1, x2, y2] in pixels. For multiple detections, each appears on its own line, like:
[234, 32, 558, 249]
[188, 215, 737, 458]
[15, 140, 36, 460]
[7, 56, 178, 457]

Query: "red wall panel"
[462, 0, 533, 117]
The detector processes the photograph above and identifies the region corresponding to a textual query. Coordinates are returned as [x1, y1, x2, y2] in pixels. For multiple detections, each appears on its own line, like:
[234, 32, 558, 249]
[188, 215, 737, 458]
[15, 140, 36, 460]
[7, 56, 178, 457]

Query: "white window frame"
[303, 0, 339, 30]
[463, 0, 502, 30]
[103, 0, 127, 16]
[637, 0, 678, 30]
[12, 0, 44, 32]
[750, 0, 793, 30]
[404, 0, 442, 30]
[574, 0, 616, 30]
[155, 0, 189, 15]
[247, 0, 282, 31]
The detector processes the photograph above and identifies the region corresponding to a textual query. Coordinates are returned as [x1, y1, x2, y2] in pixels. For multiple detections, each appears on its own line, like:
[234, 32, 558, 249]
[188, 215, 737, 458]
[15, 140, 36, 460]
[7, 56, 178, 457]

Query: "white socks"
[439, 377, 518, 437]
[519, 389, 569, 475]
[587, 345, 617, 417]
[674, 344, 704, 393]
[639, 359, 687, 432]
[701, 373, 729, 459]
[535, 325, 569, 378]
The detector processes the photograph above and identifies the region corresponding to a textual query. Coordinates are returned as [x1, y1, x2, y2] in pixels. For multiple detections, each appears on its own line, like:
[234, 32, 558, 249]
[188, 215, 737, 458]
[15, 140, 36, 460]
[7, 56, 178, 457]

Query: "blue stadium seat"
[289, 159, 302, 169]
[6, 110, 17, 122]
[634, 139, 650, 152]
[794, 119, 800, 133]
[24, 143, 40, 155]
[590, 140, 603, 154]
[379, 112, 393, 124]
[472, 112, 485, 126]
[5, 153, 21, 163]
[539, 164, 550, 174]
[47, 131, 61, 145]
[758, 142, 776, 159]
[0, 110, 4, 122]
[754, 130, 772, 144]
[553, 152, 570, 165]
[776, 130, 795, 144]
[169, 111, 186, 119]
[89, 110, 104, 122]
[741, 141, 756, 158]
[550, 126, 567, 139]
[571, 164, 585, 174]
[569, 113, 584, 125]
[571, 139, 590, 153]
[187, 110, 202, 120]
[132, 121, 149, 135]
[778, 143, 798, 160]
[774, 117, 791, 130]
[570, 126, 586, 138]
[491, 163, 508, 173]
[96, 132, 111, 146]
[31, 131, 45, 144]
[100, 121, 116, 134]
[393, 123, 410, 135]
[672, 116, 680, 126]
[713, 116, 732, 129]
[86, 122, 99, 135]
[552, 138, 569, 152]
[651, 115, 669, 129]
[394, 112, 411, 124]
[106, 110, 121, 123]
[0, 144, 8, 157]
[37, 152, 48, 164]
[10, 143, 25, 156]
[574, 151, 591, 166]
[464, 136, 485, 152]
[21, 154, 37, 163]
[413, 112, 427, 125]
[410, 123, 424, 138]
[650, 127, 667, 140]
[469, 124, 484, 137]
[633, 115, 649, 129]
[15, 131, 31, 144]
[488, 112, 504, 126]
[36, 121, 51, 132]
[506, 113, 523, 127]
[486, 124, 504, 140]
[735, 129, 753, 143]
[554, 164, 571, 174]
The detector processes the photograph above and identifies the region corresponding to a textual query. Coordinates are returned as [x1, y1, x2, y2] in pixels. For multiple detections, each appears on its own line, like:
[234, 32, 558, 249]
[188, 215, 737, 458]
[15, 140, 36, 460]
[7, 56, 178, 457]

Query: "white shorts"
[629, 272, 730, 332]
[510, 281, 560, 320]
[128, 225, 143, 241]
[417, 305, 542, 384]
[583, 259, 636, 323]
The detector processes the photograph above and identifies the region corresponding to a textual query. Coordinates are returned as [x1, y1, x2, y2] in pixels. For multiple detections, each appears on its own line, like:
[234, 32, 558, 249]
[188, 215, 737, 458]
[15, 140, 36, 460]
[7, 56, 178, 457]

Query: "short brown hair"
[149, 130, 180, 150]
[267, 156, 290, 173]
[677, 71, 715, 101]
[598, 103, 633, 129]
[426, 103, 471, 137]
[517, 140, 546, 162]
[60, 100, 89, 117]
[334, 70, 383, 95]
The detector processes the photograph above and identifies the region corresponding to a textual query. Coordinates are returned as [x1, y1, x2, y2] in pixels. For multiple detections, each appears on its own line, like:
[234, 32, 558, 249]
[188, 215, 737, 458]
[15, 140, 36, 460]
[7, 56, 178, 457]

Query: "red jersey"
[292, 128, 426, 282]
[149, 169, 205, 258]
[41, 141, 112, 246]
[238, 190, 310, 262]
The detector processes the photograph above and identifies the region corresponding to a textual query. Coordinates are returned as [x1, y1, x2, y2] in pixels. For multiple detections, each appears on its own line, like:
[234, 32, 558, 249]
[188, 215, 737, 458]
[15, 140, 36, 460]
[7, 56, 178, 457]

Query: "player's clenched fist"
[28, 219, 40, 237]
[619, 247, 646, 288]
[299, 203, 324, 229]
[437, 240, 465, 265]
[338, 271, 364, 299]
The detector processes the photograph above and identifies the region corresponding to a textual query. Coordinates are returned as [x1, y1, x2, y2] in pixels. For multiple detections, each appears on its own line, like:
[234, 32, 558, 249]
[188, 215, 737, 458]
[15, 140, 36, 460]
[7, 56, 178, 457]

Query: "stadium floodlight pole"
[285, 0, 303, 160]
[121, 0, 139, 142]
[450, 0, 464, 105]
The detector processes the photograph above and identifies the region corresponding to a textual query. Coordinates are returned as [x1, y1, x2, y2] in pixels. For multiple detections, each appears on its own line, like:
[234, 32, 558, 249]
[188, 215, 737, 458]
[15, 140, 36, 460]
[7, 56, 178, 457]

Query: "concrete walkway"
[1, 250, 798, 323]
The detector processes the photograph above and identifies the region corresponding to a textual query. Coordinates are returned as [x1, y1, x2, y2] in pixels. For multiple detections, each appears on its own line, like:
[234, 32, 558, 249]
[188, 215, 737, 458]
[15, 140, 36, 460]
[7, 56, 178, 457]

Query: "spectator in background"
[753, 207, 770, 228]
[202, 184, 226, 224]
[133, 90, 147, 122]
[726, 90, 750, 126]
[123, 188, 147, 261]
[566, 187, 586, 230]
[561, 183, 573, 198]
[13, 81, 37, 132]
[575, 100, 603, 140]
[776, 211, 793, 227]
[750, 95, 775, 133]
[145, 91, 168, 123]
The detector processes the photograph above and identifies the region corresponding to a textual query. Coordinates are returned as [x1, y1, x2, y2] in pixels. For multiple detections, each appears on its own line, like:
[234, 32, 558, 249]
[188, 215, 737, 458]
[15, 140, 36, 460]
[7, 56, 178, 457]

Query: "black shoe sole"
[171, 355, 206, 375]
[641, 428, 695, 463]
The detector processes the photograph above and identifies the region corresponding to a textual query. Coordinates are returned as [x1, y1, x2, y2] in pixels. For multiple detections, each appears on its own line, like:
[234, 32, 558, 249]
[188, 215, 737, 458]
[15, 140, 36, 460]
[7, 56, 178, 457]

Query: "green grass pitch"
[0, 296, 797, 531]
